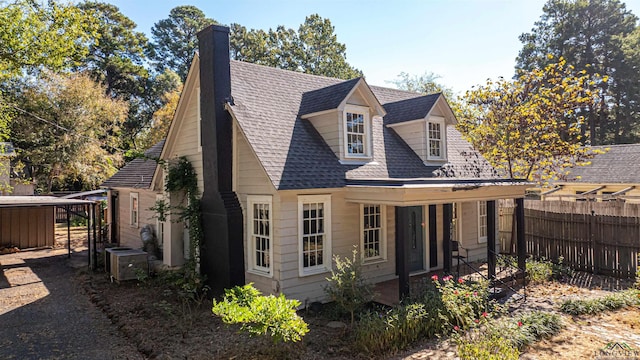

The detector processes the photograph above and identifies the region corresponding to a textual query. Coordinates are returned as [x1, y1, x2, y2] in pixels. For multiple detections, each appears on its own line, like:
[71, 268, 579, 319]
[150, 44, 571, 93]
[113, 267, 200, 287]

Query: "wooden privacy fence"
[522, 200, 640, 278]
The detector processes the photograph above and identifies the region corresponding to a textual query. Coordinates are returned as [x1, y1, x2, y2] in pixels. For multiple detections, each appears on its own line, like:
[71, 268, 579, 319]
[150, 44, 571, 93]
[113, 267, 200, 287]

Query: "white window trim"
[343, 104, 371, 160]
[298, 194, 332, 277]
[426, 116, 446, 161]
[247, 195, 274, 277]
[130, 192, 139, 228]
[478, 201, 488, 243]
[360, 204, 387, 263]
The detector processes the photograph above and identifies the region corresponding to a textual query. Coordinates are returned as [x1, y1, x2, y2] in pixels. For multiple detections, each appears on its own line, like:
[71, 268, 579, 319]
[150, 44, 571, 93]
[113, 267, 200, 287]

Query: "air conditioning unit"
[110, 249, 148, 282]
[104, 247, 132, 274]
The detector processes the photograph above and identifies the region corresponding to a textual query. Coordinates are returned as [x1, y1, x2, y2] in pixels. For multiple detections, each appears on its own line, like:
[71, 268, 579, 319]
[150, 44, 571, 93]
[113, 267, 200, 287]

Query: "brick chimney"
[196, 25, 245, 294]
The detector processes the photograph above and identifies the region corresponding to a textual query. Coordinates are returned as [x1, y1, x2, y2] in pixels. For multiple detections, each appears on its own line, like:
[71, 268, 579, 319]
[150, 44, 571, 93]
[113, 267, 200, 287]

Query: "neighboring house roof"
[0, 142, 16, 157]
[228, 60, 497, 190]
[562, 144, 640, 184]
[101, 140, 165, 189]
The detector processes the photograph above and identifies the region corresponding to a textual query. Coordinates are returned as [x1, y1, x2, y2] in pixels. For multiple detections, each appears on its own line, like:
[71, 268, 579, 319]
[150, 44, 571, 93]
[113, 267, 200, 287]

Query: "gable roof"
[228, 60, 498, 190]
[298, 77, 361, 116]
[101, 140, 164, 189]
[562, 144, 640, 184]
[381, 93, 441, 125]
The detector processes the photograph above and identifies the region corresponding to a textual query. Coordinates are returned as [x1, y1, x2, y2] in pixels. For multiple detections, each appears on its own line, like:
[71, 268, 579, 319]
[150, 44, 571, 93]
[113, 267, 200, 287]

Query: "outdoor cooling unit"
[104, 247, 132, 274]
[110, 249, 148, 282]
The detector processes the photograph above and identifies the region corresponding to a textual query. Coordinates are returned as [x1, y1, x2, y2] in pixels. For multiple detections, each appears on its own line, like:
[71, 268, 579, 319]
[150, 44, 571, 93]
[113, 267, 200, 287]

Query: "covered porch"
[346, 178, 529, 303]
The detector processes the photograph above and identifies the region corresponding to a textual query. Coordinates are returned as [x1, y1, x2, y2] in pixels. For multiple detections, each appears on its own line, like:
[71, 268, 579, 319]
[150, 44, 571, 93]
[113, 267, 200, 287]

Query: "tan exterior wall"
[392, 122, 426, 162]
[233, 125, 277, 294]
[0, 206, 55, 249]
[114, 187, 158, 249]
[544, 183, 640, 203]
[307, 111, 341, 159]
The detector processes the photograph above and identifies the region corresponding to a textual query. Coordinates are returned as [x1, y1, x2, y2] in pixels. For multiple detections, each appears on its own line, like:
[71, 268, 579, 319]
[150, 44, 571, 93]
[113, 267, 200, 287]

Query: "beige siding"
[544, 183, 640, 203]
[166, 78, 204, 193]
[276, 191, 397, 303]
[306, 111, 341, 159]
[392, 122, 426, 162]
[346, 89, 368, 106]
[233, 125, 277, 295]
[457, 201, 499, 262]
[115, 188, 158, 249]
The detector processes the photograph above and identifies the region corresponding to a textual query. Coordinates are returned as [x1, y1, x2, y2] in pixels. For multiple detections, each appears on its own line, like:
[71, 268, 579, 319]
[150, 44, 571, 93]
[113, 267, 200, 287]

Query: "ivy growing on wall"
[152, 156, 204, 288]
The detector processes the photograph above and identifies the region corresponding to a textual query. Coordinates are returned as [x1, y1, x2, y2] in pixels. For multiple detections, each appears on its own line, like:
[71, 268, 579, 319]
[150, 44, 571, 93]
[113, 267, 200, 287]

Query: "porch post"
[487, 200, 496, 281]
[443, 203, 452, 273]
[395, 207, 410, 300]
[516, 197, 526, 275]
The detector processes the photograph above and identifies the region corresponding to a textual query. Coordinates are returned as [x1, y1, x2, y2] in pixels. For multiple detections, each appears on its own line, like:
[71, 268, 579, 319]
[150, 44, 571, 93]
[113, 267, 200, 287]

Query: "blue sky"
[107, 0, 640, 94]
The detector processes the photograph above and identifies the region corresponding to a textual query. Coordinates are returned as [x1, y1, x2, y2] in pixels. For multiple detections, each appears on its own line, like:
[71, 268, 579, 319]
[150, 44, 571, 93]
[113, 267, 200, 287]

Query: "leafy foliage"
[0, 0, 94, 80]
[324, 248, 375, 326]
[560, 289, 640, 315]
[459, 57, 605, 185]
[516, 0, 640, 144]
[151, 5, 217, 80]
[457, 333, 520, 360]
[212, 283, 309, 343]
[230, 14, 362, 80]
[11, 72, 126, 192]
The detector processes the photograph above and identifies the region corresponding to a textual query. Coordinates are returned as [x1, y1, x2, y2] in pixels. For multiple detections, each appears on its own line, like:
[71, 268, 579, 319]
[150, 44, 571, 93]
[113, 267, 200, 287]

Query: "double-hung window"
[361, 204, 386, 261]
[130, 192, 139, 228]
[298, 195, 331, 276]
[478, 201, 488, 243]
[343, 105, 370, 158]
[427, 117, 446, 160]
[247, 196, 272, 275]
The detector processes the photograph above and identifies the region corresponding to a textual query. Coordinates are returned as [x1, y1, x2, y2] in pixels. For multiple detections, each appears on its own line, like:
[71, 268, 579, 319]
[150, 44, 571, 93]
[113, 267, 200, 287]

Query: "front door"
[407, 206, 424, 272]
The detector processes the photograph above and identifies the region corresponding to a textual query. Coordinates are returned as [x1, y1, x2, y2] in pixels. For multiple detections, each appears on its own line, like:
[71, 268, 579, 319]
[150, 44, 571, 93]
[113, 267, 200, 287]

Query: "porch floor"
[374, 260, 518, 306]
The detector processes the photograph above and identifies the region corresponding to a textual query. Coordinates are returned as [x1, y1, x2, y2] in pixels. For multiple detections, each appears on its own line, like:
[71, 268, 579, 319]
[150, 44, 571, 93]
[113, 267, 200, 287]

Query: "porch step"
[488, 287, 505, 300]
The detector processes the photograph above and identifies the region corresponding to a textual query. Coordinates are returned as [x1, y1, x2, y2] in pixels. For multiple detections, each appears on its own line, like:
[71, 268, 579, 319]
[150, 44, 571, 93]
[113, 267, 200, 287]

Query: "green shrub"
[560, 289, 640, 315]
[526, 259, 553, 284]
[457, 333, 520, 360]
[433, 275, 489, 330]
[353, 301, 443, 354]
[212, 283, 309, 343]
[324, 248, 375, 325]
[635, 256, 640, 289]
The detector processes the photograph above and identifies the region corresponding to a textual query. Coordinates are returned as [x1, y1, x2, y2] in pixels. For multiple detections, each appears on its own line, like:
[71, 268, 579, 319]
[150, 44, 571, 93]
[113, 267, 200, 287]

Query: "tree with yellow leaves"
[458, 57, 605, 186]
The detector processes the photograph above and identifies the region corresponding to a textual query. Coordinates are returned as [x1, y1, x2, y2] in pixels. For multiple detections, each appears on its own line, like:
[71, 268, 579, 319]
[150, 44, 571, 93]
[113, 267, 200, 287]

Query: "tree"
[11, 72, 127, 192]
[230, 14, 362, 80]
[151, 5, 217, 80]
[136, 82, 182, 150]
[459, 57, 603, 185]
[76, 1, 151, 99]
[0, 0, 94, 80]
[516, 0, 640, 144]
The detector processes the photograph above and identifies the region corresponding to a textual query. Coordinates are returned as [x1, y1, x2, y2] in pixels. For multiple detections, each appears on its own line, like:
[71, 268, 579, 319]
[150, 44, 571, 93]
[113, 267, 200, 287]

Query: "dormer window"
[343, 104, 370, 158]
[427, 116, 446, 161]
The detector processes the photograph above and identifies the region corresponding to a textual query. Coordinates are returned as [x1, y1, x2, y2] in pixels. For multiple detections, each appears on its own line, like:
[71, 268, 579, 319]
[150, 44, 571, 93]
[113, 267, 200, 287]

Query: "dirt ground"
[2, 227, 639, 359]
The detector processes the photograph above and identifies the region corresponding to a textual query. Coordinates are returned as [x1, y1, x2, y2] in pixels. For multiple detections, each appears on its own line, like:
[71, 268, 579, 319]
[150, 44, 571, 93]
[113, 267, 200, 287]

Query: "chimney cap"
[197, 24, 230, 38]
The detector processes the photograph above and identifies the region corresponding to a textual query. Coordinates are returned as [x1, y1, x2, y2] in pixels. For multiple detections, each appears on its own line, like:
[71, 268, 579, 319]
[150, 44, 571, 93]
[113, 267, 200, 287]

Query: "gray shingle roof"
[101, 140, 164, 189]
[229, 61, 498, 190]
[298, 77, 361, 116]
[563, 144, 640, 184]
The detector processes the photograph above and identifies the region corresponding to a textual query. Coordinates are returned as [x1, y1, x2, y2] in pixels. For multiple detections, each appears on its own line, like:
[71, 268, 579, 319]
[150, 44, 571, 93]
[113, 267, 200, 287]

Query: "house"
[541, 144, 640, 202]
[103, 25, 529, 302]
[102, 140, 165, 249]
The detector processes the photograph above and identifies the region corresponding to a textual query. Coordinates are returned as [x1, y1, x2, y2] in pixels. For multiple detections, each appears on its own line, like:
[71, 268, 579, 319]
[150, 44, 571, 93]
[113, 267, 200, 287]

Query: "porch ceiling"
[344, 182, 529, 205]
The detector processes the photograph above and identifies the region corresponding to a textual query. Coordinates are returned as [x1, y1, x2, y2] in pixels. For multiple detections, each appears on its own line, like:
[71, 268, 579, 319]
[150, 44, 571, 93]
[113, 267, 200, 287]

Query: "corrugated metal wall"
[0, 206, 55, 249]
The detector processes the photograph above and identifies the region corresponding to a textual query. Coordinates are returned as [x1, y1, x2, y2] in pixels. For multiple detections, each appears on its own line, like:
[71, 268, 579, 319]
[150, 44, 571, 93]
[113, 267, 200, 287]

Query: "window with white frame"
[427, 117, 446, 160]
[130, 192, 139, 227]
[247, 195, 273, 275]
[478, 201, 488, 243]
[298, 195, 331, 276]
[361, 204, 386, 261]
[343, 105, 370, 158]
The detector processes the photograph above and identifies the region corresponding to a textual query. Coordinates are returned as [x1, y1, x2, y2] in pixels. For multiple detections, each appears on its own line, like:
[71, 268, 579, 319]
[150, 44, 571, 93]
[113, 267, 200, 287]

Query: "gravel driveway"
[0, 248, 140, 359]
